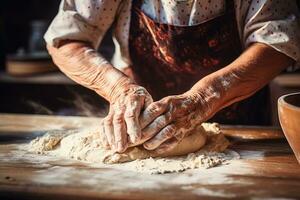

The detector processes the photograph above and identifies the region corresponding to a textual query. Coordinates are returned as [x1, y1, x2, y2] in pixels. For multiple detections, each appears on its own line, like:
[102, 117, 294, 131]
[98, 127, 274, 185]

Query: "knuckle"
[125, 109, 136, 119]
[161, 96, 172, 104]
[114, 106, 125, 115]
[174, 130, 184, 140]
[157, 114, 171, 125]
[128, 101, 139, 111]
[113, 103, 125, 112]
[130, 100, 139, 108]
[113, 112, 124, 123]
[148, 103, 163, 114]
[113, 116, 123, 124]
[163, 126, 176, 138]
[155, 119, 165, 128]
[127, 95, 137, 103]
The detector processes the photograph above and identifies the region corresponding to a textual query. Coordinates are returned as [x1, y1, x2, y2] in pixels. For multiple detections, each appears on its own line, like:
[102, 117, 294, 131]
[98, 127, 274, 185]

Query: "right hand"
[46, 42, 152, 152]
[100, 83, 153, 153]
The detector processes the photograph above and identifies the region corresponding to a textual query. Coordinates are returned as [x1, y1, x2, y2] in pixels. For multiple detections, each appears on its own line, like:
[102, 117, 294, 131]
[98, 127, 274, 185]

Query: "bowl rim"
[278, 92, 300, 111]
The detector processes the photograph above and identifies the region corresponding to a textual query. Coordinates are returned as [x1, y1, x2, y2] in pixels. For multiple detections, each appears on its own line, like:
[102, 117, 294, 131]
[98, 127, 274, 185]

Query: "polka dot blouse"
[44, 0, 300, 70]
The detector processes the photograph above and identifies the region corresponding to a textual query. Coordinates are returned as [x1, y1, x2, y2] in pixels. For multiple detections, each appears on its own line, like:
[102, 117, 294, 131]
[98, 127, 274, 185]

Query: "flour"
[27, 123, 236, 174]
[120, 150, 237, 174]
[219, 72, 237, 91]
[204, 86, 221, 102]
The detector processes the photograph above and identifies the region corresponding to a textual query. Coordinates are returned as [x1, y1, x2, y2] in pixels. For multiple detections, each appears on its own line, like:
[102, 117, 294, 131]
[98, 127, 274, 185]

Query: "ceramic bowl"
[278, 92, 300, 164]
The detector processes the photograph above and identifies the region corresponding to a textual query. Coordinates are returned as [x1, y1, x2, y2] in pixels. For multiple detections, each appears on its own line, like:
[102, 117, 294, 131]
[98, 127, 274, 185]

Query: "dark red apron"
[128, 0, 270, 125]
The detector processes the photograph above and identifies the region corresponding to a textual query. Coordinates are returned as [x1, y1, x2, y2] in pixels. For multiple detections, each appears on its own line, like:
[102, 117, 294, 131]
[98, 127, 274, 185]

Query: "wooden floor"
[0, 114, 300, 200]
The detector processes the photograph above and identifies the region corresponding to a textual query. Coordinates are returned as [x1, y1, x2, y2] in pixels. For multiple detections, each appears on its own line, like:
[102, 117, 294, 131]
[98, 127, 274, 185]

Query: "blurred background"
[0, 0, 299, 125]
[0, 0, 115, 118]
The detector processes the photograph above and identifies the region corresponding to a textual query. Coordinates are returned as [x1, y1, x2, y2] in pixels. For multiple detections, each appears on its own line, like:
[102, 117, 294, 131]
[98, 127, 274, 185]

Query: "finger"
[139, 101, 167, 129]
[144, 93, 153, 108]
[124, 97, 143, 143]
[153, 137, 179, 155]
[113, 110, 128, 153]
[103, 112, 115, 150]
[142, 112, 172, 141]
[99, 120, 110, 149]
[134, 87, 153, 109]
[143, 123, 176, 150]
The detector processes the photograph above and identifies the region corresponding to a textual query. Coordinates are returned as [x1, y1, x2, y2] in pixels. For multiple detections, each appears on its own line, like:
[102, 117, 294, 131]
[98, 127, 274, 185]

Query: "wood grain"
[221, 125, 285, 140]
[0, 114, 299, 200]
[0, 114, 285, 140]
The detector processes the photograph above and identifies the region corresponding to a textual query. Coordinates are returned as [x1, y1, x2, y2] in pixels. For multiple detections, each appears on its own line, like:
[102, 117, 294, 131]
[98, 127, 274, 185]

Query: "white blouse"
[44, 0, 300, 70]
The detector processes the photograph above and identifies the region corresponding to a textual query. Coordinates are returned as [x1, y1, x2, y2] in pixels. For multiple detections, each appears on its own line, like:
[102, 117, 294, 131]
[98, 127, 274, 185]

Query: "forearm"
[187, 43, 294, 119]
[47, 41, 135, 102]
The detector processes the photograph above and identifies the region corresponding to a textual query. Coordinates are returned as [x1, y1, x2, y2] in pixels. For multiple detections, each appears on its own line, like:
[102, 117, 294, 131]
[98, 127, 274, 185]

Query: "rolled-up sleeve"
[237, 0, 300, 68]
[44, 0, 121, 49]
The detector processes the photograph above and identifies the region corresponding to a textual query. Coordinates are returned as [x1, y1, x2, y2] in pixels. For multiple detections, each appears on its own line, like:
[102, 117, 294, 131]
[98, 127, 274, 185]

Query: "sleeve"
[237, 0, 300, 68]
[44, 0, 121, 49]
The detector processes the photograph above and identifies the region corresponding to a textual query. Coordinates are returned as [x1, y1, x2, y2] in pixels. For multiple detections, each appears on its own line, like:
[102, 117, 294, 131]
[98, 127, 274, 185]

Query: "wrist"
[91, 63, 136, 102]
[109, 77, 138, 102]
[184, 81, 223, 120]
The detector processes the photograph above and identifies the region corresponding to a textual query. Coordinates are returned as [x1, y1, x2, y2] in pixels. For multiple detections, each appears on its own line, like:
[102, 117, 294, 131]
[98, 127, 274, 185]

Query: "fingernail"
[143, 142, 153, 150]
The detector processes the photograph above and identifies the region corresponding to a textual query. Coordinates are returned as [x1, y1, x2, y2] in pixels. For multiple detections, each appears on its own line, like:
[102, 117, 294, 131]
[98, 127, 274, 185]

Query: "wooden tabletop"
[0, 114, 300, 200]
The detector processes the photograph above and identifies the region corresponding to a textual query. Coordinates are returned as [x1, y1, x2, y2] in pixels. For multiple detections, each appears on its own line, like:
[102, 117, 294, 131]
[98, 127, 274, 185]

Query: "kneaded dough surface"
[28, 123, 229, 165]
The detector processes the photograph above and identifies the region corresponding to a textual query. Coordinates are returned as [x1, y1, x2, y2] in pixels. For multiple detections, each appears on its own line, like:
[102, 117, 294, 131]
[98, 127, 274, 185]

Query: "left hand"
[139, 92, 215, 153]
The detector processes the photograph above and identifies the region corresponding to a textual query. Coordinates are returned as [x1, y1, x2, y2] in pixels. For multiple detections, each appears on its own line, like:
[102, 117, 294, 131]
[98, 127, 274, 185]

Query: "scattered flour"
[119, 150, 238, 174]
[26, 123, 238, 174]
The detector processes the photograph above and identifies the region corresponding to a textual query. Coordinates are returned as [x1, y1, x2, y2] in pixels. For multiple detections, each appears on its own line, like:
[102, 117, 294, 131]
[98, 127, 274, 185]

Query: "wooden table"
[0, 114, 300, 200]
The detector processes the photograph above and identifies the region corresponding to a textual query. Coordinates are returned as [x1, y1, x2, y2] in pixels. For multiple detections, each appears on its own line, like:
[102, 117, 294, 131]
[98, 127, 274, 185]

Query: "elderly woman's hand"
[139, 89, 218, 153]
[100, 83, 153, 153]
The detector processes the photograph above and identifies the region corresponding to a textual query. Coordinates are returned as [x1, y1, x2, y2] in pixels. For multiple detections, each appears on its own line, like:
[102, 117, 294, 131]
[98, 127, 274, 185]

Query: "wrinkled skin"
[139, 92, 214, 154]
[47, 42, 153, 153]
[135, 43, 293, 153]
[100, 85, 153, 153]
[100, 85, 217, 154]
[48, 41, 293, 154]
[99, 43, 293, 153]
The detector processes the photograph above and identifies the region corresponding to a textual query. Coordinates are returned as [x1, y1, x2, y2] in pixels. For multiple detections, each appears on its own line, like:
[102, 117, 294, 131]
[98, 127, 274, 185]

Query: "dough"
[28, 123, 229, 164]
